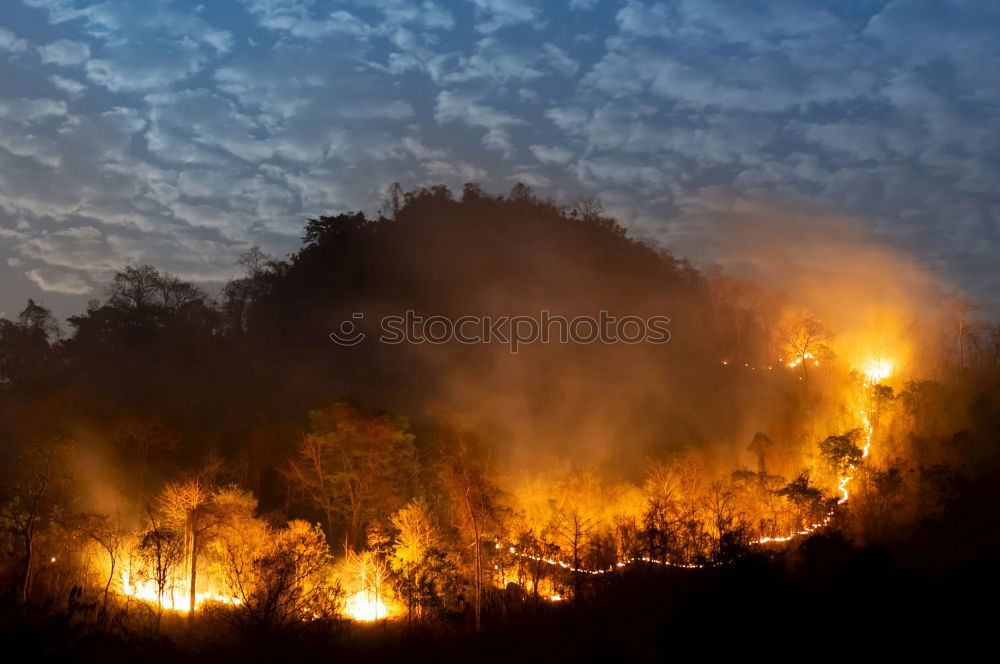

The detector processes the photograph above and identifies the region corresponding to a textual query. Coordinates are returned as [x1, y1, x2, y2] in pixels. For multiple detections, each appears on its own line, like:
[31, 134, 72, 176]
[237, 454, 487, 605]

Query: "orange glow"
[507, 353, 899, 571]
[121, 569, 240, 613]
[344, 589, 389, 622]
[861, 358, 893, 383]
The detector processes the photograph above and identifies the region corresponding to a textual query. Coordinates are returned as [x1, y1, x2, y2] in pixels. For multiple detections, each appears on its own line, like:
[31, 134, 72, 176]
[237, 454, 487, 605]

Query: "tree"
[389, 500, 440, 625]
[900, 380, 947, 439]
[0, 439, 72, 602]
[776, 472, 831, 531]
[645, 449, 711, 562]
[111, 416, 180, 490]
[155, 479, 242, 618]
[135, 509, 184, 629]
[748, 432, 774, 476]
[549, 504, 594, 598]
[819, 434, 864, 480]
[858, 461, 907, 542]
[0, 303, 56, 387]
[221, 247, 278, 333]
[70, 512, 127, 616]
[946, 298, 978, 369]
[381, 182, 404, 220]
[107, 265, 206, 313]
[285, 403, 418, 550]
[704, 481, 750, 563]
[775, 307, 834, 389]
[210, 502, 337, 629]
[423, 426, 505, 631]
[343, 547, 392, 622]
[18, 299, 60, 341]
[731, 468, 785, 541]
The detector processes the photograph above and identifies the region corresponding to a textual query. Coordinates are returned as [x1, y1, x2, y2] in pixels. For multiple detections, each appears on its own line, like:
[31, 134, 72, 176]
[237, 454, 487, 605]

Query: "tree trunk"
[103, 553, 115, 616]
[21, 530, 34, 603]
[188, 528, 199, 620]
[465, 487, 481, 632]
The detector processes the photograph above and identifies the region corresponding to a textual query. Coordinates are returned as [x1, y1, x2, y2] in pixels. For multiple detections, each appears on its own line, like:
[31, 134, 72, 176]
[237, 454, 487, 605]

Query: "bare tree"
[136, 508, 183, 629]
[748, 432, 774, 476]
[156, 479, 217, 619]
[775, 307, 834, 390]
[0, 439, 71, 602]
[72, 512, 127, 616]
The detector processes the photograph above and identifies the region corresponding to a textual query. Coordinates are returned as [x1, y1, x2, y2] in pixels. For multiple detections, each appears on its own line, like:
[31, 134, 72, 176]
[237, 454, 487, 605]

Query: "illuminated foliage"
[285, 403, 418, 550]
[819, 434, 864, 479]
[211, 517, 338, 629]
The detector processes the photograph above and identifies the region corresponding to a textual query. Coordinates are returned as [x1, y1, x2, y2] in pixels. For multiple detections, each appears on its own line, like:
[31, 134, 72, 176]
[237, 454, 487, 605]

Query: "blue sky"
[1, 0, 998, 319]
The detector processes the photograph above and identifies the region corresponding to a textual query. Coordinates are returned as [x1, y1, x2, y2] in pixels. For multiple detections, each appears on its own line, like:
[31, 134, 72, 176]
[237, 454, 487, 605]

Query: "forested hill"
[0, 184, 773, 498]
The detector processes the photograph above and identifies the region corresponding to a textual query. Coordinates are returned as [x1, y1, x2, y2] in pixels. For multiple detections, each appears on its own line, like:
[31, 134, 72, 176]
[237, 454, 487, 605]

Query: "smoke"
[672, 195, 951, 378]
[68, 427, 144, 525]
[381, 194, 961, 479]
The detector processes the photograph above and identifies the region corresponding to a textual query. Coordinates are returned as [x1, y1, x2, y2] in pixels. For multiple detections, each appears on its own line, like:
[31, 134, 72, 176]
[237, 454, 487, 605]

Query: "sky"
[1, 0, 998, 321]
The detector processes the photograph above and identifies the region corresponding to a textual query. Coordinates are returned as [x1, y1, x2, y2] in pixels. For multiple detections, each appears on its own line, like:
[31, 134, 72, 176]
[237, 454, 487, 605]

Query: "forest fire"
[0, 184, 996, 660]
[120, 570, 240, 613]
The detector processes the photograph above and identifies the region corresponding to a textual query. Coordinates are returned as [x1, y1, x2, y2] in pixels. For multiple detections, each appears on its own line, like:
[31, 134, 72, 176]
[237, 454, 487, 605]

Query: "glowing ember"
[345, 589, 388, 622]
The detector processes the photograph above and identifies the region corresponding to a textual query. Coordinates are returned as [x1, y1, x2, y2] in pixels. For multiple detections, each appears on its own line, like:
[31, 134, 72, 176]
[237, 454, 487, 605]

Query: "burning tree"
[342, 548, 393, 622]
[389, 500, 441, 625]
[133, 509, 184, 628]
[775, 472, 831, 532]
[211, 511, 338, 629]
[153, 480, 253, 617]
[775, 307, 834, 389]
[819, 434, 864, 482]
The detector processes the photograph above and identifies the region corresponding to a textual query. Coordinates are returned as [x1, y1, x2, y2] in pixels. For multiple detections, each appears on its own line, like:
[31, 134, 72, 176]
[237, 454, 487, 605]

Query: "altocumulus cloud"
[0, 0, 999, 318]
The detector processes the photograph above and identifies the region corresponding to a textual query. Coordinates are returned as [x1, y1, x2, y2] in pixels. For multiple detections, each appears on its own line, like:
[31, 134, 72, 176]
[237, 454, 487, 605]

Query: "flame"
[344, 589, 388, 622]
[508, 353, 898, 573]
[861, 358, 893, 383]
[836, 356, 892, 502]
[121, 570, 240, 612]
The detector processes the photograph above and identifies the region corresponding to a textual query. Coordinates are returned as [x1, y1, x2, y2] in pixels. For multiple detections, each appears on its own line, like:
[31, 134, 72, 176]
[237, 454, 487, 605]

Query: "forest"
[1, 184, 998, 661]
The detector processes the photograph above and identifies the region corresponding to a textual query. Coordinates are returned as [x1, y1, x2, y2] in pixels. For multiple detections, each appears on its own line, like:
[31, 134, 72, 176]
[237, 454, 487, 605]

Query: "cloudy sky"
[1, 0, 998, 320]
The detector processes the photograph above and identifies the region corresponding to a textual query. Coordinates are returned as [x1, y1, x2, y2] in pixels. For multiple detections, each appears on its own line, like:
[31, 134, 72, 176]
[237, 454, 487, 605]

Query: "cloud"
[530, 144, 573, 166]
[615, 1, 676, 39]
[370, 0, 455, 31]
[0, 27, 28, 52]
[27, 1, 233, 92]
[402, 137, 447, 161]
[436, 90, 526, 159]
[241, 1, 373, 39]
[0, 97, 68, 122]
[2, 0, 1000, 315]
[85, 44, 208, 93]
[25, 267, 93, 295]
[506, 171, 551, 188]
[48, 75, 87, 98]
[37, 39, 91, 66]
[471, 0, 542, 33]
